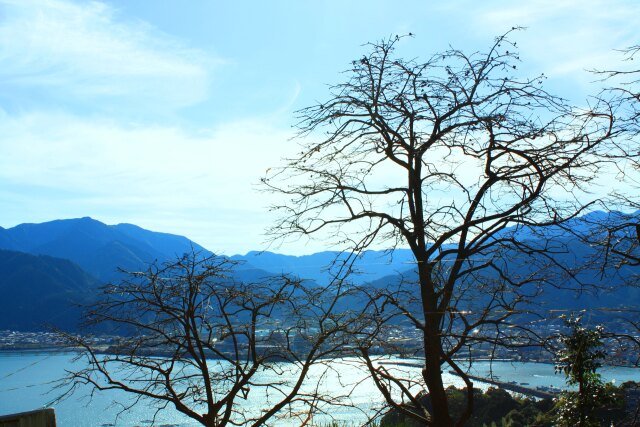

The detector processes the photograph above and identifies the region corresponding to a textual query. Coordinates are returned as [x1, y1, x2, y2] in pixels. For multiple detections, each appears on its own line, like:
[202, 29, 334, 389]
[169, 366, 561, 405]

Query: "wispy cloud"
[0, 0, 217, 109]
[470, 0, 640, 78]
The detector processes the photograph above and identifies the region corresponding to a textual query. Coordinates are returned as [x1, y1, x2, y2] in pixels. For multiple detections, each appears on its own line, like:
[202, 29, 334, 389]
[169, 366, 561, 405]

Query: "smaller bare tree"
[55, 252, 358, 427]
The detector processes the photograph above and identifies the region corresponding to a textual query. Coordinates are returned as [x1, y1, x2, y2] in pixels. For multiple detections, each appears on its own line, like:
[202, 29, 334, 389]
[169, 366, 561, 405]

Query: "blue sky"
[0, 0, 638, 255]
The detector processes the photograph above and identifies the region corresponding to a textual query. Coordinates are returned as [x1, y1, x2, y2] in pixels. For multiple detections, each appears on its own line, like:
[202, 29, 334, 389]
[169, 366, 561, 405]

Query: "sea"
[0, 351, 638, 426]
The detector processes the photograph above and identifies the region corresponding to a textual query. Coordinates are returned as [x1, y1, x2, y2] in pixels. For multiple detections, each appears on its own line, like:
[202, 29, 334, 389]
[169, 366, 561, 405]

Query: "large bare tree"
[265, 31, 615, 426]
[55, 252, 358, 427]
[578, 43, 640, 368]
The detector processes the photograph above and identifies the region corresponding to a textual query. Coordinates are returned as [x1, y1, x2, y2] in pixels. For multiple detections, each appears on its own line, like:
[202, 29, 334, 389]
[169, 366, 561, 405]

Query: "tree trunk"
[419, 263, 453, 427]
[422, 322, 452, 426]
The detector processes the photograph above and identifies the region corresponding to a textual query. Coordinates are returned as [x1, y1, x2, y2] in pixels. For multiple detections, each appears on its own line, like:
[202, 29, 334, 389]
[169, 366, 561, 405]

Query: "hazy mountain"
[233, 211, 639, 286]
[231, 249, 416, 285]
[0, 249, 100, 331]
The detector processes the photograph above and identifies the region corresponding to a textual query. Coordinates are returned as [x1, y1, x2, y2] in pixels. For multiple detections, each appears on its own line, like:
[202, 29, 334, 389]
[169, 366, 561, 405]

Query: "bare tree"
[582, 44, 640, 367]
[264, 30, 615, 426]
[55, 252, 358, 427]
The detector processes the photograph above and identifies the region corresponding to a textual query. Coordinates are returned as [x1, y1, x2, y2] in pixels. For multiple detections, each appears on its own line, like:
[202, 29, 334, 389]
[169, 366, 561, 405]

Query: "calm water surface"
[0, 351, 637, 426]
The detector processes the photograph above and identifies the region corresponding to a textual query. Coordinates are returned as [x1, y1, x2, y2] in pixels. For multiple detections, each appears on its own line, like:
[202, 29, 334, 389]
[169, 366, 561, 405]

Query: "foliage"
[380, 386, 553, 427]
[553, 315, 609, 427]
[378, 380, 639, 427]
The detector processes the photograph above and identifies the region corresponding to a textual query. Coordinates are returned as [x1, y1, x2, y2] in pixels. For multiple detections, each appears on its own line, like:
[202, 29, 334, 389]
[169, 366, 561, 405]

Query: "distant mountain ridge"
[230, 210, 640, 285]
[231, 250, 417, 285]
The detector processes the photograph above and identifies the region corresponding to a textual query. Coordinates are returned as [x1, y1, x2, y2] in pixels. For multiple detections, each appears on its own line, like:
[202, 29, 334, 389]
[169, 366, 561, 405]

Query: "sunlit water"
[0, 351, 638, 426]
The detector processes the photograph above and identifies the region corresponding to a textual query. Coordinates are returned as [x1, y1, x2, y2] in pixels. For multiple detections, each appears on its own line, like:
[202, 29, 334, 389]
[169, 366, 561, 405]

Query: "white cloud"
[0, 111, 295, 253]
[0, 0, 216, 108]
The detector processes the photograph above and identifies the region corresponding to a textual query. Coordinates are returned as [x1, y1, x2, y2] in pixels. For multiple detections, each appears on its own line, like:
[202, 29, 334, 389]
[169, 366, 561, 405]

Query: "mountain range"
[0, 217, 413, 331]
[0, 214, 637, 332]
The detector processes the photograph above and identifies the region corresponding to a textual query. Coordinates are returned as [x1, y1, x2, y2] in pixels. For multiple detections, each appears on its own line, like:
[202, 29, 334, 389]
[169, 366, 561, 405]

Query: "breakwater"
[447, 370, 559, 399]
[379, 360, 559, 399]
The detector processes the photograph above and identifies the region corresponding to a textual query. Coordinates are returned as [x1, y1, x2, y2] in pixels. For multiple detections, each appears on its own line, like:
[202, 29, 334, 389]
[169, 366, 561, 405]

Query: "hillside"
[0, 217, 211, 282]
[0, 250, 100, 331]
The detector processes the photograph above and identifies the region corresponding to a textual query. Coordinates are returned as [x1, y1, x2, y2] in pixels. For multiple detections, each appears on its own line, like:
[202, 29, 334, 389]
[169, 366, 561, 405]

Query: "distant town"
[3, 317, 638, 366]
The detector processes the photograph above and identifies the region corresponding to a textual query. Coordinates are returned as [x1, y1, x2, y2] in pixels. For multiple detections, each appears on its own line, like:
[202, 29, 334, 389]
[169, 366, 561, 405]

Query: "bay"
[0, 351, 637, 426]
